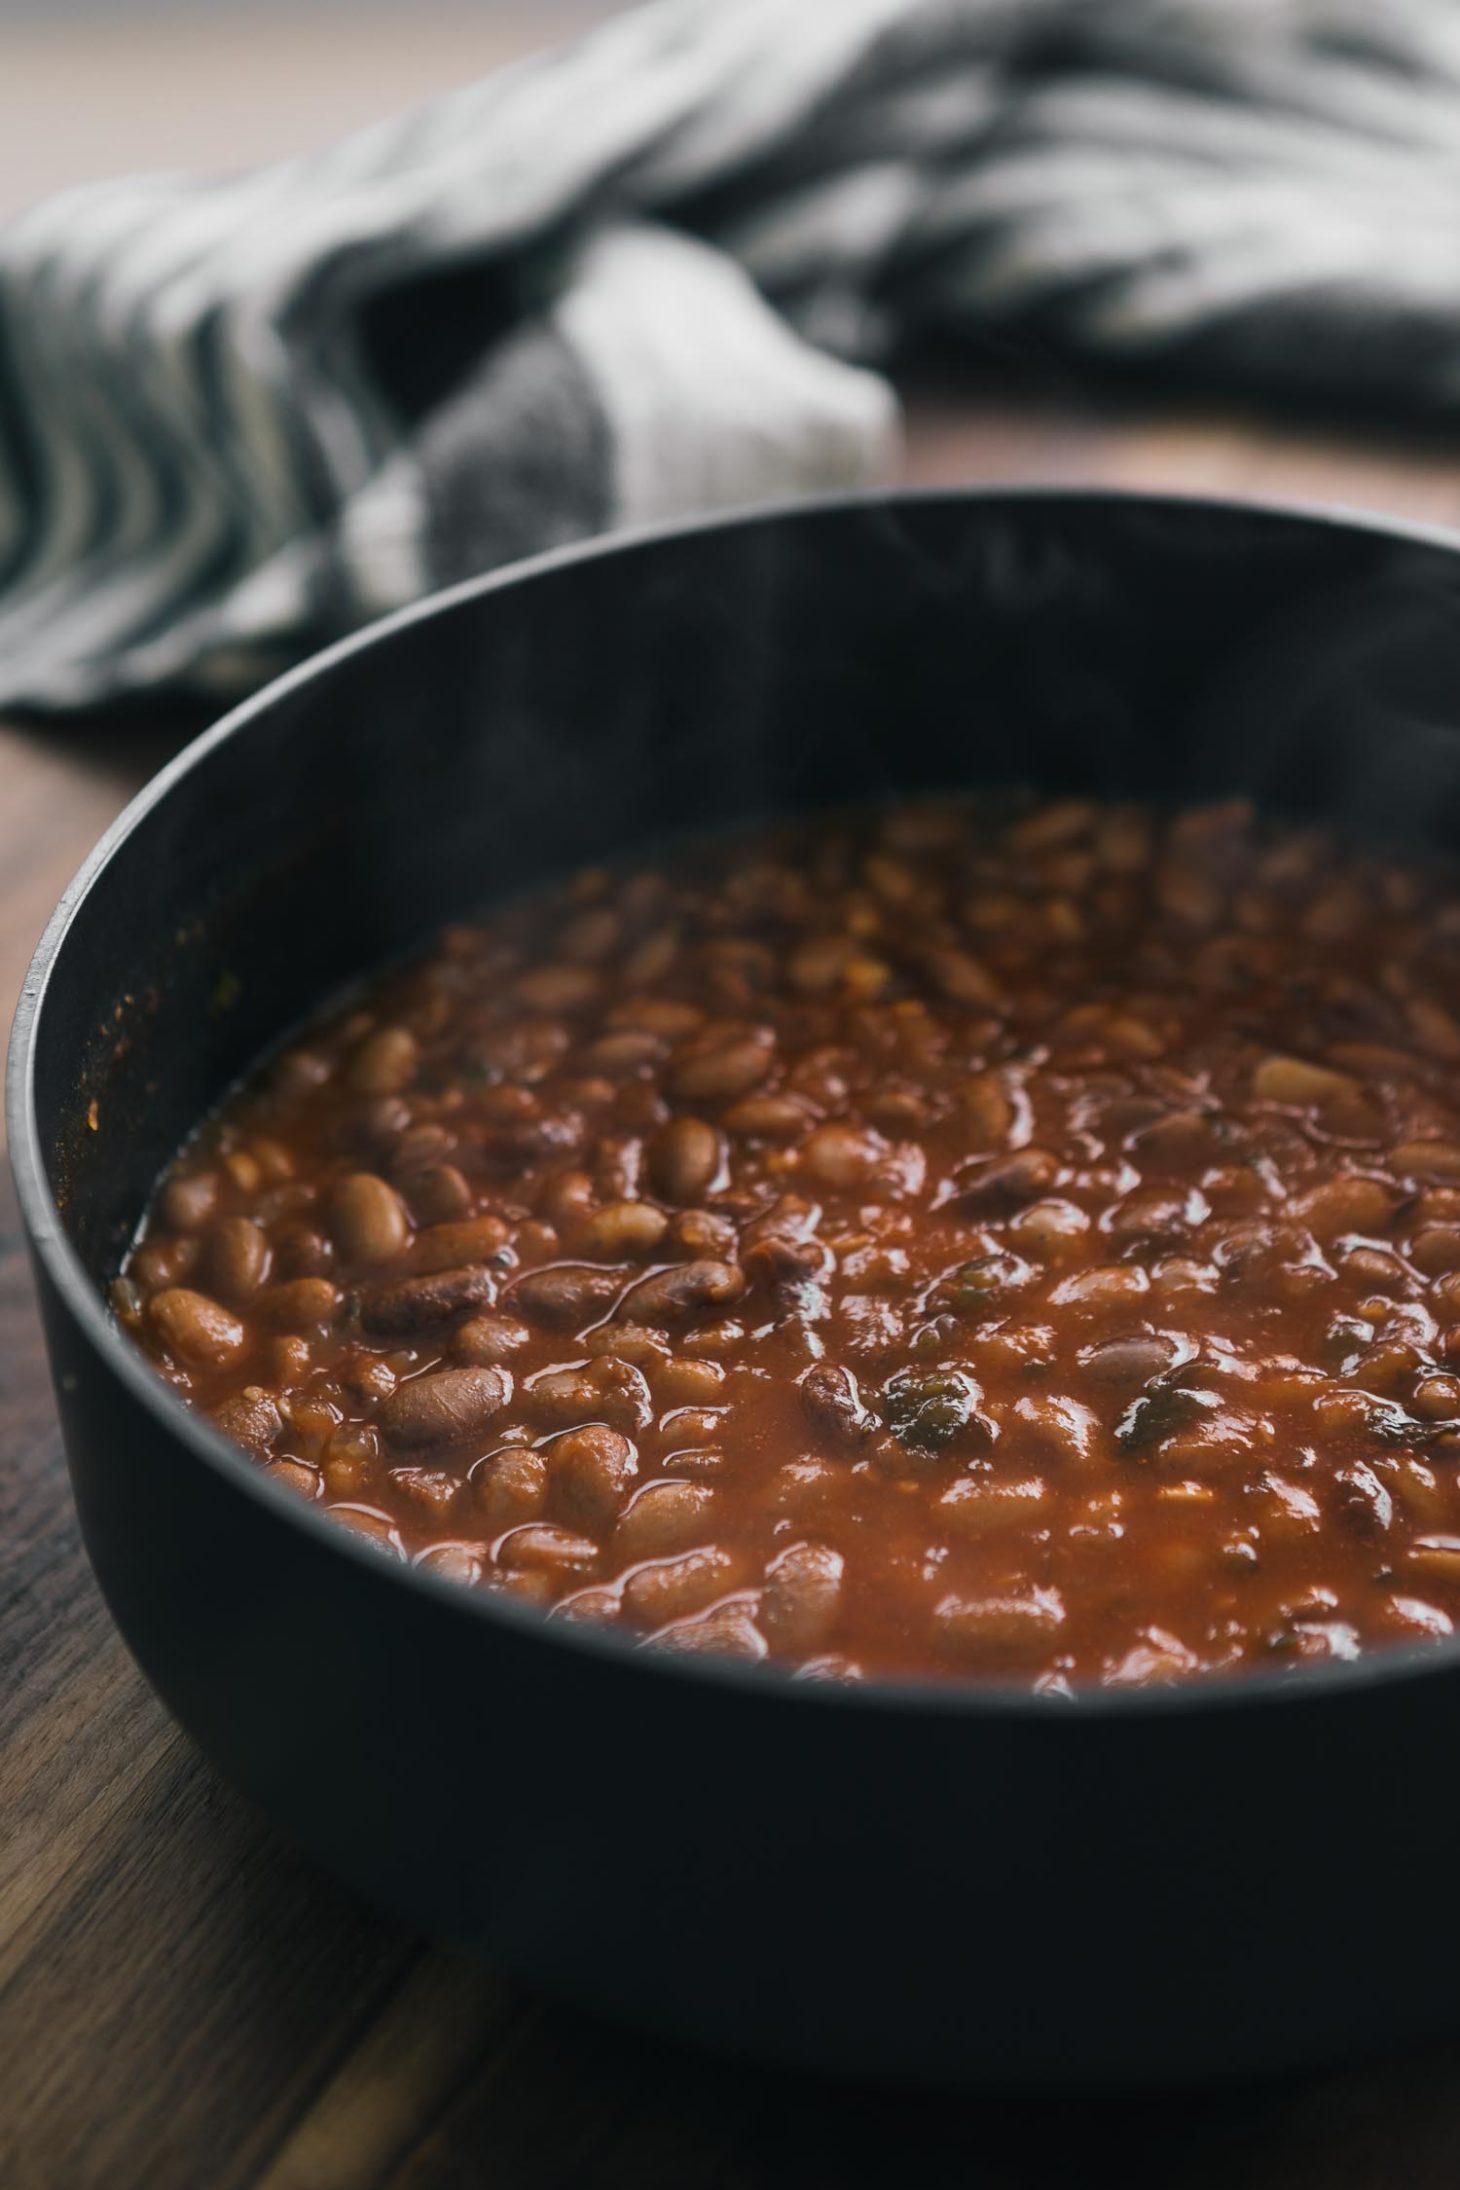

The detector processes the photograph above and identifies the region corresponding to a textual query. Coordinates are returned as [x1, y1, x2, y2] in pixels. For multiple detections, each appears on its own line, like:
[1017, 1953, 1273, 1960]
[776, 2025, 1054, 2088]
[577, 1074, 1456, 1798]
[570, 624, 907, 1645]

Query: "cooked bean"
[1080, 1336, 1180, 1386]
[150, 1287, 246, 1366]
[649, 1604, 767, 1658]
[1251, 1054, 1358, 1106]
[648, 1116, 723, 1202]
[499, 1523, 599, 1572]
[475, 1448, 548, 1530]
[761, 1541, 844, 1654]
[575, 1200, 670, 1260]
[363, 1264, 497, 1335]
[938, 1476, 1050, 1533]
[379, 1365, 511, 1448]
[508, 1263, 623, 1328]
[258, 1277, 341, 1333]
[935, 1588, 1065, 1655]
[669, 1028, 774, 1103]
[801, 1122, 886, 1191]
[653, 1354, 726, 1406]
[212, 1387, 282, 1452]
[798, 1362, 874, 1448]
[952, 1148, 1059, 1214]
[347, 1025, 419, 1095]
[722, 1094, 816, 1141]
[549, 1425, 638, 1530]
[612, 1481, 719, 1561]
[387, 1466, 460, 1519]
[329, 1173, 410, 1265]
[622, 1547, 736, 1626]
[265, 1456, 320, 1500]
[412, 1215, 512, 1272]
[621, 1259, 746, 1326]
[201, 1215, 271, 1302]
[451, 1312, 533, 1365]
[159, 1172, 219, 1231]
[399, 1162, 474, 1226]
[1393, 1141, 1460, 1185]
[415, 1541, 486, 1585]
[526, 1356, 652, 1434]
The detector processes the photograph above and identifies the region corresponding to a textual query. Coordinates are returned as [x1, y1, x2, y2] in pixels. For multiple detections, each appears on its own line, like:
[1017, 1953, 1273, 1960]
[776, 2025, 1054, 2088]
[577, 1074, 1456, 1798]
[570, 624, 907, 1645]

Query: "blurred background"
[0, 2, 616, 212]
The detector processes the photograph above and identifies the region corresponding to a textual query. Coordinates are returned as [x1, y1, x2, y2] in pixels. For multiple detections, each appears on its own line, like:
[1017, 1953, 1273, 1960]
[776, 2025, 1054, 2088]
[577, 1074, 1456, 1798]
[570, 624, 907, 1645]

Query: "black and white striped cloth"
[3, 0, 1458, 711]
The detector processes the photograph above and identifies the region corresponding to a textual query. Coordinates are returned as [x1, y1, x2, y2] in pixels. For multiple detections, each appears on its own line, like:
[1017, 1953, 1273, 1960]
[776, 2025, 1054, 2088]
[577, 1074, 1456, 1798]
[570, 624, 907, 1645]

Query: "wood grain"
[10, 15, 1460, 2188]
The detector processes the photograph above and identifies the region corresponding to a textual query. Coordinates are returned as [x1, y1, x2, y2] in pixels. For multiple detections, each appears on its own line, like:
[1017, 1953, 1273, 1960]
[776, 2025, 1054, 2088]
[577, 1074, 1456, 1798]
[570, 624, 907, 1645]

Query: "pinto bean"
[347, 1025, 419, 1095]
[669, 1027, 775, 1103]
[575, 1200, 670, 1261]
[498, 1523, 599, 1572]
[648, 1117, 723, 1203]
[398, 1162, 474, 1226]
[412, 1215, 512, 1272]
[612, 1481, 719, 1561]
[951, 1148, 1059, 1214]
[620, 1259, 746, 1326]
[211, 1387, 282, 1452]
[474, 1448, 548, 1530]
[508, 1263, 623, 1328]
[362, 1263, 496, 1336]
[761, 1541, 844, 1654]
[622, 1547, 736, 1626]
[451, 1312, 533, 1365]
[549, 1425, 638, 1530]
[379, 1365, 511, 1449]
[798, 1362, 874, 1448]
[149, 1287, 246, 1366]
[201, 1216, 271, 1302]
[328, 1173, 410, 1265]
[935, 1588, 1065, 1656]
[158, 1172, 219, 1231]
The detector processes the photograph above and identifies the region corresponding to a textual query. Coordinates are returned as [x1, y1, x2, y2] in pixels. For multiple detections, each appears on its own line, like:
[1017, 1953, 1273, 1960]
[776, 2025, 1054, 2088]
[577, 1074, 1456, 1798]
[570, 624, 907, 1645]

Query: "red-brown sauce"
[117, 794, 1460, 1689]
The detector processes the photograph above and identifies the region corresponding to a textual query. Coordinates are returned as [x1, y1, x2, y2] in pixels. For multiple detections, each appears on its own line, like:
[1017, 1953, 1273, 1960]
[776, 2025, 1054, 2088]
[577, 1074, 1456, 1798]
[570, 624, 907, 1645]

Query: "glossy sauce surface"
[117, 795, 1460, 1689]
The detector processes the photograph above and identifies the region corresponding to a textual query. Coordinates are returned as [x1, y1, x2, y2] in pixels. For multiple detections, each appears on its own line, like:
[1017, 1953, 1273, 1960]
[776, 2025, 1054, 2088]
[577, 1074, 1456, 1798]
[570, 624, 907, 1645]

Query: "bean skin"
[762, 1541, 845, 1654]
[150, 1288, 246, 1366]
[159, 1172, 219, 1231]
[612, 1481, 718, 1561]
[329, 1173, 410, 1265]
[669, 1028, 775, 1103]
[799, 1362, 874, 1448]
[451, 1312, 533, 1365]
[211, 1387, 282, 1451]
[549, 1425, 638, 1530]
[379, 1366, 512, 1449]
[347, 1025, 419, 1094]
[412, 1215, 512, 1273]
[508, 1264, 623, 1328]
[258, 1277, 341, 1333]
[475, 1448, 548, 1530]
[622, 1547, 736, 1626]
[648, 1117, 723, 1203]
[620, 1259, 746, 1327]
[362, 1264, 497, 1336]
[201, 1215, 271, 1302]
[575, 1200, 670, 1261]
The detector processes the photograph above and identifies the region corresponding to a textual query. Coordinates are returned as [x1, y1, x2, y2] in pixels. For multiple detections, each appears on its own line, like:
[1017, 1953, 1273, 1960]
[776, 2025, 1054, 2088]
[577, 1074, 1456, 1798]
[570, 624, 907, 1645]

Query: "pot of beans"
[14, 488, 1460, 2086]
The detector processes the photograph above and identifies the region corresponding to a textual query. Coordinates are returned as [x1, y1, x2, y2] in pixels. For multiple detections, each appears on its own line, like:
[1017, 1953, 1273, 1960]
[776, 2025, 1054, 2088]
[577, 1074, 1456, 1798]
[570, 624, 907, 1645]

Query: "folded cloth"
[3, 0, 1459, 710]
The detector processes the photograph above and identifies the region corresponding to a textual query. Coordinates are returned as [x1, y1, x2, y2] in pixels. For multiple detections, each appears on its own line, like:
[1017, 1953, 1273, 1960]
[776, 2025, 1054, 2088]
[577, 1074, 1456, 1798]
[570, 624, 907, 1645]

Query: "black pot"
[14, 489, 1460, 2089]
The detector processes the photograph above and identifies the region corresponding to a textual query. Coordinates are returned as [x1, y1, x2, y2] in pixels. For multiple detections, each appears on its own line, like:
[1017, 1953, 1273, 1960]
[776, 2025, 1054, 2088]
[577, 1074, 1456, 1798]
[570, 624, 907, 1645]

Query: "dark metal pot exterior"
[16, 490, 1460, 2086]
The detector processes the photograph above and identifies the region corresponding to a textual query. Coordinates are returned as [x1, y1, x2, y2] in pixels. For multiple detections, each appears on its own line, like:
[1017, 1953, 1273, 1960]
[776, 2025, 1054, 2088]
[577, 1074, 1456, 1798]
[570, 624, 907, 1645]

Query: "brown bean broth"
[116, 794, 1460, 1689]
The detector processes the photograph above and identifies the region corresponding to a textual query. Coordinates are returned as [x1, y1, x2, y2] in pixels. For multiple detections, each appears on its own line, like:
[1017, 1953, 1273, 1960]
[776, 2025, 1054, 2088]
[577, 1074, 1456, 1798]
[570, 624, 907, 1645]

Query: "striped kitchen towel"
[2, 0, 1458, 710]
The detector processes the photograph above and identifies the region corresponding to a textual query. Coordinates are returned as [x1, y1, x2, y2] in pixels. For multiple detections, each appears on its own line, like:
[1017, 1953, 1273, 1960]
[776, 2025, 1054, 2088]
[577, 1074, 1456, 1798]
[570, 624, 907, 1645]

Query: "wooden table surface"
[11, 15, 1460, 2190]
